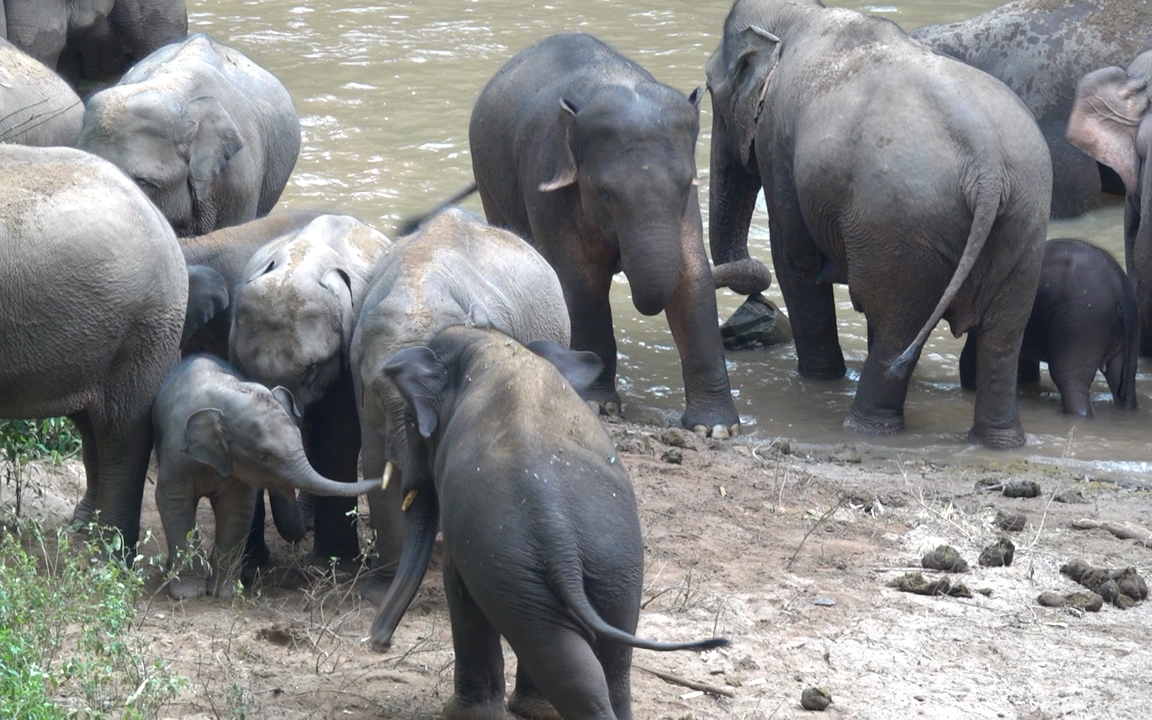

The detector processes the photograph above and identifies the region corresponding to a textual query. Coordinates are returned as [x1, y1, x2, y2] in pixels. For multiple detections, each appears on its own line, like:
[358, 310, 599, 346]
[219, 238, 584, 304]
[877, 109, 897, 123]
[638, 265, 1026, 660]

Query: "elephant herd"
[2, 0, 1152, 717]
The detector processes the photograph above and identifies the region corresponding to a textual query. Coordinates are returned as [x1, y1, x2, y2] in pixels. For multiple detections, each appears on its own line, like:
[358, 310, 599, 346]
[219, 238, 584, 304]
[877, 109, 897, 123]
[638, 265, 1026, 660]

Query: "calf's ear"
[526, 341, 603, 399]
[182, 408, 233, 477]
[384, 346, 447, 438]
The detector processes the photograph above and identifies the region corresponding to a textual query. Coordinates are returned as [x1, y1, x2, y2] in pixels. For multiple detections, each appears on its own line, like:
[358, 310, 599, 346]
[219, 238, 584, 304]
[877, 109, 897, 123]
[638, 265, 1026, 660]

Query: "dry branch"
[1071, 518, 1152, 546]
[634, 664, 736, 698]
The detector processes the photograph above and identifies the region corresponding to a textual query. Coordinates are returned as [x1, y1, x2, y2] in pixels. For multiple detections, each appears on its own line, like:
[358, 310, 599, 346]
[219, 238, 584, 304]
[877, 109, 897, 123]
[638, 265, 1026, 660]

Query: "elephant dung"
[720, 293, 793, 350]
[800, 687, 832, 711]
[1060, 559, 1148, 608]
[1003, 479, 1042, 498]
[887, 572, 972, 598]
[921, 545, 969, 573]
[995, 510, 1027, 532]
[978, 537, 1015, 567]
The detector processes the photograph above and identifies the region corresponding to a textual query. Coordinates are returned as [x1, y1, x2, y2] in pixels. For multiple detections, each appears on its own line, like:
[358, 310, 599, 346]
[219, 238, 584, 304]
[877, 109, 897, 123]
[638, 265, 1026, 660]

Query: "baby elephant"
[370, 326, 727, 720]
[961, 238, 1138, 417]
[154, 355, 381, 599]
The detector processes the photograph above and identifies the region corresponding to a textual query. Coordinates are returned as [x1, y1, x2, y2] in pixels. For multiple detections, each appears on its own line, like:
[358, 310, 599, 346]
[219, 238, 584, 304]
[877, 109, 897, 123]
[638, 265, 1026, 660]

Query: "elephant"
[466, 32, 747, 438]
[706, 0, 1052, 448]
[960, 239, 1138, 417]
[230, 214, 392, 564]
[153, 354, 382, 600]
[3, 0, 187, 88]
[1066, 51, 1152, 355]
[0, 37, 84, 146]
[0, 144, 187, 550]
[350, 208, 571, 603]
[78, 33, 300, 238]
[369, 326, 727, 720]
[912, 0, 1152, 219]
[179, 210, 328, 357]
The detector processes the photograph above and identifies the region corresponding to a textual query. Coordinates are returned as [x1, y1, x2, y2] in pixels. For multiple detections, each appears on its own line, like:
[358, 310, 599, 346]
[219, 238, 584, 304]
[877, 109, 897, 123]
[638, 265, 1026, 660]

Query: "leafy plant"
[0, 417, 83, 518]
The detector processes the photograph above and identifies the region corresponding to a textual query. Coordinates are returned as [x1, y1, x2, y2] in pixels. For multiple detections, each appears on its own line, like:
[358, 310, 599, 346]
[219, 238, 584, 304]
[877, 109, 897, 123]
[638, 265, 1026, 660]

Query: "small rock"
[660, 447, 683, 465]
[662, 428, 691, 448]
[1053, 487, 1090, 504]
[721, 293, 794, 351]
[995, 510, 1027, 532]
[813, 597, 836, 607]
[921, 545, 969, 573]
[1064, 591, 1104, 612]
[1036, 591, 1066, 608]
[800, 687, 832, 711]
[1003, 479, 1041, 498]
[978, 537, 1015, 567]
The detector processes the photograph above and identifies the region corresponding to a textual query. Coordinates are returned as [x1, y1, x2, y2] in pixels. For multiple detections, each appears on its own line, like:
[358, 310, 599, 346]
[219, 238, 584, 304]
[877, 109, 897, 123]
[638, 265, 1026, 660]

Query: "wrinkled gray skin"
[912, 0, 1152, 219]
[180, 210, 327, 357]
[469, 32, 742, 438]
[3, 0, 187, 87]
[78, 33, 300, 237]
[153, 355, 382, 600]
[231, 215, 391, 563]
[1066, 52, 1152, 356]
[0, 37, 83, 146]
[961, 239, 1138, 417]
[351, 208, 571, 604]
[370, 327, 727, 720]
[707, 0, 1051, 448]
[0, 145, 187, 550]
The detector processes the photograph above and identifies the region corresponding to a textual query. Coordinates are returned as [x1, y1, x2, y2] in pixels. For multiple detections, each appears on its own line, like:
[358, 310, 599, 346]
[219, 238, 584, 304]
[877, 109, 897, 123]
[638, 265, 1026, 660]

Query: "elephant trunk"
[707, 125, 762, 265]
[281, 456, 381, 497]
[1131, 156, 1152, 356]
[620, 225, 682, 316]
[368, 485, 438, 650]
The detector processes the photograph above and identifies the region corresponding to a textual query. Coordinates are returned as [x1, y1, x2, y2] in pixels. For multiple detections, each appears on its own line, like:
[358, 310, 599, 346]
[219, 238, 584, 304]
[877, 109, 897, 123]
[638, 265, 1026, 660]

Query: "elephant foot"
[70, 496, 98, 530]
[443, 695, 509, 720]
[587, 399, 621, 418]
[168, 576, 208, 600]
[508, 689, 561, 720]
[690, 422, 740, 439]
[843, 408, 904, 436]
[968, 423, 1026, 450]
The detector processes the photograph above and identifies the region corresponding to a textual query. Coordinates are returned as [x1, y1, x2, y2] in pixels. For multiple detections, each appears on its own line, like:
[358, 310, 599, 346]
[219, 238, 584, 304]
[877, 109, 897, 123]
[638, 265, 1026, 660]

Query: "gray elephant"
[707, 0, 1052, 448]
[350, 208, 571, 603]
[1066, 51, 1152, 355]
[912, 0, 1152, 219]
[466, 32, 748, 438]
[370, 326, 727, 720]
[0, 144, 187, 550]
[0, 37, 83, 146]
[961, 239, 1138, 417]
[78, 33, 300, 237]
[153, 354, 382, 599]
[230, 214, 392, 564]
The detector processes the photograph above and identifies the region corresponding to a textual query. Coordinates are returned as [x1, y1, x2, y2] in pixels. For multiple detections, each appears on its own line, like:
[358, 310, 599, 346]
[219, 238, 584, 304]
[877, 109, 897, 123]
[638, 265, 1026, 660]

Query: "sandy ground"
[6, 419, 1152, 720]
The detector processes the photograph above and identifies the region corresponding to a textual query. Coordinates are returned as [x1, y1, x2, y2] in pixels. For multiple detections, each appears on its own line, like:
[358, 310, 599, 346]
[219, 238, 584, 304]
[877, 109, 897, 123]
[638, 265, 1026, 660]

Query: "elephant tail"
[886, 177, 1004, 380]
[547, 555, 729, 652]
[394, 183, 479, 237]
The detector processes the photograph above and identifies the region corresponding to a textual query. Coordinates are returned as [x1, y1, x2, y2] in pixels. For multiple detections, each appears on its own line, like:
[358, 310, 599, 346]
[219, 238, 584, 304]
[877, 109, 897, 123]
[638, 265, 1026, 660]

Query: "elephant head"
[538, 85, 703, 316]
[1067, 51, 1152, 352]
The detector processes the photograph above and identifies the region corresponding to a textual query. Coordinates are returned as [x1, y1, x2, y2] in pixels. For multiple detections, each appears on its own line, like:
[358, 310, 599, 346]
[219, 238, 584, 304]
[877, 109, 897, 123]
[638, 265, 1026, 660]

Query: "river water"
[189, 0, 1151, 479]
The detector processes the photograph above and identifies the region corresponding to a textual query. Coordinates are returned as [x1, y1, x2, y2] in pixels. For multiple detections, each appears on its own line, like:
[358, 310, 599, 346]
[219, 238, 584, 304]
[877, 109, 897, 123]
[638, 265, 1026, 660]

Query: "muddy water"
[191, 0, 1151, 478]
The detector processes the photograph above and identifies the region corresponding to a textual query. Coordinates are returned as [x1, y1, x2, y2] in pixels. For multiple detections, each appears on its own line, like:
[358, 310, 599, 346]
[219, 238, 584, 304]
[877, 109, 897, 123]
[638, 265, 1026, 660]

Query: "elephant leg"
[360, 421, 402, 604]
[89, 399, 155, 552]
[504, 625, 614, 720]
[969, 319, 1029, 448]
[664, 195, 740, 435]
[244, 491, 272, 568]
[302, 374, 362, 563]
[442, 564, 507, 720]
[1046, 352, 1097, 418]
[562, 264, 622, 414]
[155, 468, 208, 600]
[509, 665, 561, 720]
[267, 490, 306, 543]
[69, 411, 100, 529]
[1103, 351, 1138, 409]
[959, 333, 978, 390]
[1017, 357, 1041, 385]
[844, 312, 924, 435]
[208, 486, 261, 599]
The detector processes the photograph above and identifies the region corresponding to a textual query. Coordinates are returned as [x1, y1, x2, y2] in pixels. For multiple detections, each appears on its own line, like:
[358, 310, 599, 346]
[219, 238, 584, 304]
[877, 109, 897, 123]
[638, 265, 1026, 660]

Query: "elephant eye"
[133, 176, 158, 191]
[302, 362, 321, 383]
[260, 452, 273, 464]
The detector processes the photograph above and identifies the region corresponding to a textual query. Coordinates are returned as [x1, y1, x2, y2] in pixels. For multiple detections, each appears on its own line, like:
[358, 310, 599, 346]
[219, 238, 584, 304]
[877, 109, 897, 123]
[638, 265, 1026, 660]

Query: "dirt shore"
[7, 418, 1152, 720]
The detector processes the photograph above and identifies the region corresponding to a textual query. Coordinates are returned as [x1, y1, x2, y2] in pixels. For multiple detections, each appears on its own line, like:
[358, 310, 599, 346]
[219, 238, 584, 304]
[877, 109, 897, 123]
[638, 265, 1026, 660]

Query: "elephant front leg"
[208, 486, 261, 599]
[302, 374, 363, 563]
[156, 469, 209, 600]
[563, 266, 622, 415]
[442, 563, 507, 720]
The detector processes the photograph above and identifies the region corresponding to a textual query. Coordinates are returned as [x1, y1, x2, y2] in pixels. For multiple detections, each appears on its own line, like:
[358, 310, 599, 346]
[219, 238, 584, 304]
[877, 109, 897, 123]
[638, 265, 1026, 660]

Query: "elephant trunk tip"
[885, 347, 917, 380]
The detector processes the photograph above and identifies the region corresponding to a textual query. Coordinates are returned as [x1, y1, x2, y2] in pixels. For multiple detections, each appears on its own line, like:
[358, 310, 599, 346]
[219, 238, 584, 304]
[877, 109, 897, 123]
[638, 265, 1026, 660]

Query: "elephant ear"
[465, 302, 493, 329]
[709, 25, 781, 167]
[320, 268, 356, 352]
[539, 98, 579, 192]
[183, 265, 229, 343]
[525, 340, 603, 400]
[383, 346, 447, 438]
[186, 96, 245, 204]
[1066, 67, 1149, 195]
[270, 386, 303, 427]
[182, 407, 233, 477]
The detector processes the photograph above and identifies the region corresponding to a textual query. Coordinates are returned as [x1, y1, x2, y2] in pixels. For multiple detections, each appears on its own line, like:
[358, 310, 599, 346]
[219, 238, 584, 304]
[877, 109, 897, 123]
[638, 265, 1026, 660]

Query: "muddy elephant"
[154, 354, 382, 599]
[370, 326, 726, 720]
[350, 208, 571, 603]
[79, 33, 300, 237]
[912, 0, 1152, 219]
[0, 37, 83, 146]
[961, 239, 1138, 417]
[0, 144, 187, 550]
[1066, 51, 1152, 355]
[230, 214, 391, 564]
[466, 32, 744, 438]
[706, 0, 1051, 448]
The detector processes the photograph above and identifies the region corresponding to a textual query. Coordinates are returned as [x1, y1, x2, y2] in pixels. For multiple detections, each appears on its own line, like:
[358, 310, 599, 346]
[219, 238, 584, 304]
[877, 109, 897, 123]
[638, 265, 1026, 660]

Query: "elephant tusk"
[380, 461, 394, 491]
[402, 489, 419, 512]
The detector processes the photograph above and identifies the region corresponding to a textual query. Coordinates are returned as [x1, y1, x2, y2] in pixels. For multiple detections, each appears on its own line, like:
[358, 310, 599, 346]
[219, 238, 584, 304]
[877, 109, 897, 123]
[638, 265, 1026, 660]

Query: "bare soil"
[7, 419, 1152, 720]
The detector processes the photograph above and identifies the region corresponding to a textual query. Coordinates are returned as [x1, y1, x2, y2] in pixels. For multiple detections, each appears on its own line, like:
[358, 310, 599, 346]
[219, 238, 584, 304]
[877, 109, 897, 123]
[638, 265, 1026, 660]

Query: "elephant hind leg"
[844, 315, 923, 436]
[505, 628, 615, 720]
[442, 566, 506, 720]
[1047, 356, 1097, 418]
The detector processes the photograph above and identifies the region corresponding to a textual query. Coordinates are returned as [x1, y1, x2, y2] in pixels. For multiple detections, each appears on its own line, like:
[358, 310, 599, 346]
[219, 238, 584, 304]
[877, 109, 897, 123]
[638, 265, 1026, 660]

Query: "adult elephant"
[912, 0, 1152, 218]
[707, 0, 1051, 448]
[79, 33, 300, 238]
[230, 214, 391, 564]
[1066, 51, 1152, 355]
[0, 37, 84, 146]
[468, 32, 746, 438]
[0, 144, 187, 550]
[351, 208, 571, 603]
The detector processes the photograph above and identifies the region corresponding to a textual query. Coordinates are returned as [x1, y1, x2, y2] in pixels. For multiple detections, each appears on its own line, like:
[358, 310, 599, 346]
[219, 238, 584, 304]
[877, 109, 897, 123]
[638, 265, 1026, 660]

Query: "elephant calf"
[153, 355, 381, 599]
[961, 239, 1138, 417]
[369, 326, 727, 720]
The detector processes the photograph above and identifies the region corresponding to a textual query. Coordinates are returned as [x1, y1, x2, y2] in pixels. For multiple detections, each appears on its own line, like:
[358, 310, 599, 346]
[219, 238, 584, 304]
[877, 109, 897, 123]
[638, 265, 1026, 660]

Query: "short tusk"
[402, 489, 419, 511]
[380, 461, 394, 491]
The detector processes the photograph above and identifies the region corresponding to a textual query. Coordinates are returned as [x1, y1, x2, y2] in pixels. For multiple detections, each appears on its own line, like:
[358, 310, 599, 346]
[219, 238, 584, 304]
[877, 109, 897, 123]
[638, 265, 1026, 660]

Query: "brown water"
[190, 0, 1152, 479]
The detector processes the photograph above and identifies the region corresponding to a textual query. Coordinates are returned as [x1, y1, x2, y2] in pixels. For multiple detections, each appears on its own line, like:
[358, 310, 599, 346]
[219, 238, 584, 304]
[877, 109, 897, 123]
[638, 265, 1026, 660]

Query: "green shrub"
[0, 418, 83, 467]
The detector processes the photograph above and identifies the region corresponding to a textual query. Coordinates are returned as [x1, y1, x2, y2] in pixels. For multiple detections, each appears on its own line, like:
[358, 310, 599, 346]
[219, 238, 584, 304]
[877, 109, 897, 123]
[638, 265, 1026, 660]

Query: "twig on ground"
[786, 497, 844, 570]
[1025, 483, 1061, 551]
[1070, 518, 1152, 547]
[634, 664, 736, 698]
